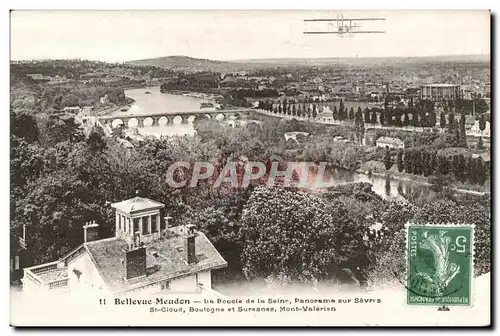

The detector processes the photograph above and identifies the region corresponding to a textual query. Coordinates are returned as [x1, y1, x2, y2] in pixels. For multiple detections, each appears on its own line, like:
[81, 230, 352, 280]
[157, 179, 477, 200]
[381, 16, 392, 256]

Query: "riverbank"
[356, 165, 488, 196]
[160, 89, 222, 101]
[95, 97, 135, 116]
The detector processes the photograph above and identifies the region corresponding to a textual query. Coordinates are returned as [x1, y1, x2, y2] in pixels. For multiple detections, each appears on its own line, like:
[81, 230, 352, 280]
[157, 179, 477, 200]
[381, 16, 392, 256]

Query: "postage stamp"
[406, 224, 474, 306]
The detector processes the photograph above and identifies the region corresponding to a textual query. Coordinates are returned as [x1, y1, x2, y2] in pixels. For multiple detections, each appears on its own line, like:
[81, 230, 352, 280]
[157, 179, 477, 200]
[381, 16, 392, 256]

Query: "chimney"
[184, 224, 197, 265]
[163, 216, 172, 238]
[125, 246, 147, 280]
[83, 221, 99, 243]
[134, 231, 141, 247]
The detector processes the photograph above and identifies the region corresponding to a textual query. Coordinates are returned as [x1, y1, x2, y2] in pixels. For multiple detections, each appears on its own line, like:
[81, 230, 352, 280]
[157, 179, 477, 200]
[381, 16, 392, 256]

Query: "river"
[116, 86, 204, 136]
[120, 87, 427, 200]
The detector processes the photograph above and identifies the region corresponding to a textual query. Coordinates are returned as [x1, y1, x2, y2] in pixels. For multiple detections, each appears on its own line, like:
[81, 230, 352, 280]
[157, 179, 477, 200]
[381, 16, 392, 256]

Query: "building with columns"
[112, 196, 164, 245]
[420, 84, 461, 101]
[21, 196, 227, 297]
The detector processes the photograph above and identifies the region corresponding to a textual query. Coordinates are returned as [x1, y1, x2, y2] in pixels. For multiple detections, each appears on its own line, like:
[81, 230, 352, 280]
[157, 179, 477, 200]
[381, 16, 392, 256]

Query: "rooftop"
[85, 232, 227, 293]
[24, 229, 227, 294]
[36, 266, 68, 283]
[111, 196, 164, 215]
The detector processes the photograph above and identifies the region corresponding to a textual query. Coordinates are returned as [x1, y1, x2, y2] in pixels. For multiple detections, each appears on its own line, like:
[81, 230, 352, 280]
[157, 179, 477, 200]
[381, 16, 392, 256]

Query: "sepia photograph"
[8, 9, 491, 327]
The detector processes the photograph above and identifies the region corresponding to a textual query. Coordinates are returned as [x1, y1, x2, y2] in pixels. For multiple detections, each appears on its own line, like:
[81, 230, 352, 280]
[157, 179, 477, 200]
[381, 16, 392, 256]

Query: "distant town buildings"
[420, 84, 461, 101]
[376, 136, 405, 149]
[26, 74, 44, 81]
[26, 73, 71, 85]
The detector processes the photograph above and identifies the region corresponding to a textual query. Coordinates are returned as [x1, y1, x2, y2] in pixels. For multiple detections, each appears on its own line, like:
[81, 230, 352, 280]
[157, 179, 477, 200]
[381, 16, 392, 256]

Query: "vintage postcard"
[9, 10, 491, 327]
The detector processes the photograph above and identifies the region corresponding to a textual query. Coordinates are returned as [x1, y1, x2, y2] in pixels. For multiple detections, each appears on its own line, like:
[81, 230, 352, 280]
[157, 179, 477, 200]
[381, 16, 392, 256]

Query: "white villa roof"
[111, 196, 164, 215]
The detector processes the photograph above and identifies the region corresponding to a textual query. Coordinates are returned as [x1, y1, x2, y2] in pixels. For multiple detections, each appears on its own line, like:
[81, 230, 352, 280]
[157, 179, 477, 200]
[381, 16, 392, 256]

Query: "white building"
[284, 131, 310, 144]
[22, 196, 227, 297]
[26, 74, 45, 81]
[420, 84, 461, 101]
[320, 106, 334, 122]
[470, 120, 491, 137]
[376, 136, 405, 149]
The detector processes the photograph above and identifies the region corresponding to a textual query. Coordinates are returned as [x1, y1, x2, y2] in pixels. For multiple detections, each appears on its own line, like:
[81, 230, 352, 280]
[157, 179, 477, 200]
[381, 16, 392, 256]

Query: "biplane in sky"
[304, 14, 386, 37]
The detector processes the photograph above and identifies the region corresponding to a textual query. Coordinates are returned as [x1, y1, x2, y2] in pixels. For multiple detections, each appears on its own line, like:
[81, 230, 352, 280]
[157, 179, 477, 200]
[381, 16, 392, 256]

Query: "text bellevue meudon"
[114, 297, 380, 306]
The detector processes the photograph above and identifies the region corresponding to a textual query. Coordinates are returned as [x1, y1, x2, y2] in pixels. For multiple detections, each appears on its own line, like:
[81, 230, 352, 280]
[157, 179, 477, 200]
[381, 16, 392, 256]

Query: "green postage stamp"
[406, 223, 474, 306]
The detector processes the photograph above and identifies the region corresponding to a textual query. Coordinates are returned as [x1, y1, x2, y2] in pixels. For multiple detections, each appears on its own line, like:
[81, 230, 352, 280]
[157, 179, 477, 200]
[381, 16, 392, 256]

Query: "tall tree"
[396, 149, 404, 172]
[354, 107, 365, 144]
[412, 112, 419, 127]
[429, 151, 438, 176]
[349, 107, 355, 120]
[476, 158, 486, 186]
[448, 112, 456, 133]
[384, 149, 392, 170]
[404, 150, 412, 174]
[363, 107, 370, 124]
[403, 112, 410, 127]
[339, 99, 345, 117]
[456, 154, 467, 182]
[338, 105, 346, 121]
[422, 150, 433, 176]
[466, 156, 477, 184]
[440, 112, 447, 129]
[479, 114, 486, 132]
[477, 136, 484, 150]
[428, 111, 437, 128]
[371, 109, 377, 124]
[459, 113, 467, 147]
[413, 151, 422, 175]
[437, 155, 449, 175]
[396, 113, 403, 127]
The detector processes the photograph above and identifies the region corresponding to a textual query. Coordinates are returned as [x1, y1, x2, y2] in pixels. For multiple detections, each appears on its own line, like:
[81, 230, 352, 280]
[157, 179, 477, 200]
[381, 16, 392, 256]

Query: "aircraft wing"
[304, 18, 386, 22]
[304, 31, 385, 34]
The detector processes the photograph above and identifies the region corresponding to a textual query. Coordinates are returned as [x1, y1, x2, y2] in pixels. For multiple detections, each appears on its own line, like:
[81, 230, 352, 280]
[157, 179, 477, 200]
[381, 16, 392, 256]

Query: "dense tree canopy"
[10, 75, 491, 290]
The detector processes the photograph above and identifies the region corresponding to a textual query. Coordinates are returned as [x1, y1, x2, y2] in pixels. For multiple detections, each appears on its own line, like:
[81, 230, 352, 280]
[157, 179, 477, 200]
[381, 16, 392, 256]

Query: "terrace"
[23, 261, 70, 291]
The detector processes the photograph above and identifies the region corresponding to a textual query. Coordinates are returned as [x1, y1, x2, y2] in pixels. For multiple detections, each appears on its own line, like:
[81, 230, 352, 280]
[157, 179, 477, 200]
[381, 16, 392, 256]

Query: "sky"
[10, 10, 491, 62]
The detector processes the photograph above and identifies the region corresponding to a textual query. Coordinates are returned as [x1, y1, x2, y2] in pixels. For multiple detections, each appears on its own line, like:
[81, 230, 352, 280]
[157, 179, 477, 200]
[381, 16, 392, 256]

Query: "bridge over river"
[96, 109, 254, 128]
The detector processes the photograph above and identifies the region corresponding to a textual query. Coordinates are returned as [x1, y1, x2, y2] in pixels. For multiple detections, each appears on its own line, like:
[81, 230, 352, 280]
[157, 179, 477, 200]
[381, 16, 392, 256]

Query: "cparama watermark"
[165, 161, 334, 189]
